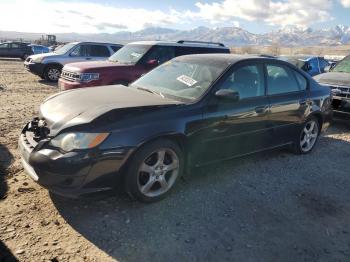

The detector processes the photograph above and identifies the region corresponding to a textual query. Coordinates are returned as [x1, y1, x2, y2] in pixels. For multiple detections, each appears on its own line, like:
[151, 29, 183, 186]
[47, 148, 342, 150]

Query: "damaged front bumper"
[18, 119, 133, 198]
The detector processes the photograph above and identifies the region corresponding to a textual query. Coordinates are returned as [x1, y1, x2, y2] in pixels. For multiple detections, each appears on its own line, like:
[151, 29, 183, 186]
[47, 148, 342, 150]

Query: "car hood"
[63, 60, 133, 73]
[29, 52, 58, 60]
[40, 85, 181, 136]
[314, 72, 350, 87]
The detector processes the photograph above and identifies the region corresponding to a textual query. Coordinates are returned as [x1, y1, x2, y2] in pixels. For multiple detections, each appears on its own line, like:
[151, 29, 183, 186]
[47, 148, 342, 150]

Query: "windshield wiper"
[136, 86, 164, 98]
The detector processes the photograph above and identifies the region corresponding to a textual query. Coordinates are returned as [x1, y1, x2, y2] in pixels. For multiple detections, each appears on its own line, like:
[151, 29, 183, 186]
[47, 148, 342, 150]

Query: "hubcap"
[48, 68, 60, 80]
[137, 148, 179, 198]
[300, 120, 319, 152]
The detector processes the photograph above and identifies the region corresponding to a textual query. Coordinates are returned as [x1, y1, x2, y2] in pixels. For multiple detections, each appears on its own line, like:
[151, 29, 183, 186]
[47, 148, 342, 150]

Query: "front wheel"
[44, 65, 61, 82]
[292, 117, 320, 154]
[125, 139, 183, 202]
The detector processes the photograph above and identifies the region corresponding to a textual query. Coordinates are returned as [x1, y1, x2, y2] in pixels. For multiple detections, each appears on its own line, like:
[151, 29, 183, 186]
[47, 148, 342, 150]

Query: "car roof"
[175, 53, 276, 64]
[128, 40, 229, 49]
[73, 42, 123, 46]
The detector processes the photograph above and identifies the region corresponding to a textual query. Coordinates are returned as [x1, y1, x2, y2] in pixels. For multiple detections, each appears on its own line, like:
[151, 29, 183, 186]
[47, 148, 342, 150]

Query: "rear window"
[176, 46, 229, 56]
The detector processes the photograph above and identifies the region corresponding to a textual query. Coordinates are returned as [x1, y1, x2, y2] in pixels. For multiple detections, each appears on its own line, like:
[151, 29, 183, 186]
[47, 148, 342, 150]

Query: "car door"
[0, 43, 10, 57]
[9, 43, 21, 57]
[65, 44, 91, 65]
[88, 45, 111, 61]
[196, 62, 272, 165]
[133, 46, 176, 80]
[265, 62, 310, 146]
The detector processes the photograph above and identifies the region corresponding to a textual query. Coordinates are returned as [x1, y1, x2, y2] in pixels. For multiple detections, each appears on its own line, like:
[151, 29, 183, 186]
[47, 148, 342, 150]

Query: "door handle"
[255, 106, 269, 114]
[86, 57, 92, 60]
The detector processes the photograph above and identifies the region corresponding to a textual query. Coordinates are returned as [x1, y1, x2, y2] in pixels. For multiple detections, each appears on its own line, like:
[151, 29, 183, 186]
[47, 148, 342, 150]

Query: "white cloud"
[0, 0, 345, 33]
[340, 0, 350, 7]
[0, 0, 184, 33]
[194, 0, 333, 27]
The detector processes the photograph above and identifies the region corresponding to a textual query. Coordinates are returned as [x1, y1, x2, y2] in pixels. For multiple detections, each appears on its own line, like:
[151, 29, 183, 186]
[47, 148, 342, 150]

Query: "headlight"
[79, 73, 99, 82]
[50, 132, 109, 152]
[32, 56, 44, 63]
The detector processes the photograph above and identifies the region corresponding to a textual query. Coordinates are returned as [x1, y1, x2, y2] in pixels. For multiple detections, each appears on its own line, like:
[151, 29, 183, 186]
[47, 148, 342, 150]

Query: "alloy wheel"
[47, 68, 61, 81]
[300, 120, 319, 153]
[137, 148, 179, 198]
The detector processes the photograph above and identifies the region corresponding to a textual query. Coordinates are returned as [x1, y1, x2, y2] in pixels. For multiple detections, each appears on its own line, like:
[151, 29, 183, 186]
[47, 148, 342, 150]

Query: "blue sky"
[0, 0, 350, 34]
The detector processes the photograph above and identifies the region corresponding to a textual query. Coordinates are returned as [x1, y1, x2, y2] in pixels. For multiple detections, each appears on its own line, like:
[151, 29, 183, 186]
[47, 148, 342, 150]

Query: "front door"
[0, 43, 10, 57]
[195, 62, 272, 165]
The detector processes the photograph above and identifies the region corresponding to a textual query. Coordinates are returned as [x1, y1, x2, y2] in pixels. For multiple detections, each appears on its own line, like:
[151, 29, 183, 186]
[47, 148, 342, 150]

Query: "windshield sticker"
[177, 75, 197, 87]
[130, 52, 142, 58]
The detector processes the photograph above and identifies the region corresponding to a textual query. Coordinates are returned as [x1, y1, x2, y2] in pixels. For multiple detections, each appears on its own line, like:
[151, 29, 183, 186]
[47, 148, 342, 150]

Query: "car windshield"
[332, 56, 350, 73]
[54, 43, 76, 55]
[108, 44, 150, 64]
[131, 59, 228, 102]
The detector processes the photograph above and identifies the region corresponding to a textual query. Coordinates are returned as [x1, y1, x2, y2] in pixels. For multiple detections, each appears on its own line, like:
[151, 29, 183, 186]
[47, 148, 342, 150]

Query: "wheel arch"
[309, 112, 324, 130]
[124, 132, 189, 174]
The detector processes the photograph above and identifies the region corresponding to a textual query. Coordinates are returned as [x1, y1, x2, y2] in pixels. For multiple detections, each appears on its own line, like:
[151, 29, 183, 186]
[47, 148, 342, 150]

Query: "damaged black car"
[19, 54, 332, 202]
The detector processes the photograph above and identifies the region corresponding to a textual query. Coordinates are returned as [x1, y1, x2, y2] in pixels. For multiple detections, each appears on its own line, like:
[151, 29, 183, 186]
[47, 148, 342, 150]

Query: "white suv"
[24, 42, 122, 82]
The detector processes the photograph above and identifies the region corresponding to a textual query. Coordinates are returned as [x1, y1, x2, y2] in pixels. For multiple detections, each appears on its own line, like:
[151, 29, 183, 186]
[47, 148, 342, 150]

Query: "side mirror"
[324, 65, 331, 72]
[147, 59, 159, 66]
[215, 89, 240, 101]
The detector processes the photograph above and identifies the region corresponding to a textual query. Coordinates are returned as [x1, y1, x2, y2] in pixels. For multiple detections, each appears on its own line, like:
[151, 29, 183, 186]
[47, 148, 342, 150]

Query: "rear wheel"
[44, 65, 61, 82]
[292, 117, 320, 154]
[125, 139, 183, 202]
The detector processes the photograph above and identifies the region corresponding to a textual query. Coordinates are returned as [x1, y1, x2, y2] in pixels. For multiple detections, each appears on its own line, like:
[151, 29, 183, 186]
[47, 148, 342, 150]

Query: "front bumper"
[24, 60, 45, 77]
[58, 77, 101, 91]
[18, 122, 133, 198]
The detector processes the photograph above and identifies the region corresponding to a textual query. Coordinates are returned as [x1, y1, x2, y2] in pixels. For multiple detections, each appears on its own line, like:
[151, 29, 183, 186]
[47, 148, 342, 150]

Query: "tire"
[44, 65, 61, 82]
[292, 116, 321, 154]
[21, 54, 29, 61]
[125, 139, 184, 203]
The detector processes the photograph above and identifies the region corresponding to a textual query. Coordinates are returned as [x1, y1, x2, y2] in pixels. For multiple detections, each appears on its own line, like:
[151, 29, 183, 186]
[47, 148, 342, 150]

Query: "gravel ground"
[1, 59, 350, 262]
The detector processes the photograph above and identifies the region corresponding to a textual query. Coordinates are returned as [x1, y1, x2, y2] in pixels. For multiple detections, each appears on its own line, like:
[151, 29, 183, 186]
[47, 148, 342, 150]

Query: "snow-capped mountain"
[1, 25, 350, 46]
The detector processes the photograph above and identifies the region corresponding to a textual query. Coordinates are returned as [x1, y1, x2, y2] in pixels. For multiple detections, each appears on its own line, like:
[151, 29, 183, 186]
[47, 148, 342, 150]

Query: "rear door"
[10, 43, 22, 57]
[265, 62, 310, 146]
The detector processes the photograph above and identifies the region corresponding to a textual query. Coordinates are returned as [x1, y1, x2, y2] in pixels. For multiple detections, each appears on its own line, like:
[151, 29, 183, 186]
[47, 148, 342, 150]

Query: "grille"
[61, 70, 80, 82]
[330, 85, 350, 99]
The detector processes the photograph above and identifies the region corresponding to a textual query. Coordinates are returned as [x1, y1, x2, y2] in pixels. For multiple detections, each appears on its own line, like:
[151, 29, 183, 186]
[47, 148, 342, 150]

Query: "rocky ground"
[1, 59, 350, 262]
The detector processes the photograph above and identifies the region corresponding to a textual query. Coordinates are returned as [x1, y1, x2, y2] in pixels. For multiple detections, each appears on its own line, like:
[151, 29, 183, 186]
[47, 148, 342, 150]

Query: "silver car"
[24, 42, 122, 82]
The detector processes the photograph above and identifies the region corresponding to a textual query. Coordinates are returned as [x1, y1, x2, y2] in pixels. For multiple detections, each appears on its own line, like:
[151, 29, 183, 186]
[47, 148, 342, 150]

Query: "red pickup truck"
[58, 40, 230, 90]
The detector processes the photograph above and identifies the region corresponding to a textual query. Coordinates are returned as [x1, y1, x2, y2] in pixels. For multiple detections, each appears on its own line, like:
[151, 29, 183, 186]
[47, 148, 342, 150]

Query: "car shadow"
[38, 80, 58, 88]
[0, 144, 13, 200]
[52, 129, 350, 262]
[0, 241, 19, 262]
[0, 58, 22, 62]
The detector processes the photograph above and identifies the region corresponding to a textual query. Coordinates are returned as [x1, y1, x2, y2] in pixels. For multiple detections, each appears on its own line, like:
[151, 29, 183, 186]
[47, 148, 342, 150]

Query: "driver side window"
[143, 46, 175, 65]
[219, 64, 265, 99]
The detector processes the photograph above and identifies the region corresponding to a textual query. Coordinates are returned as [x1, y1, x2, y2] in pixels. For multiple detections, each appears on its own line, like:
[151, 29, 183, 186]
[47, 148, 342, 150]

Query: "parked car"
[24, 42, 123, 82]
[29, 44, 50, 54]
[19, 54, 332, 202]
[0, 41, 33, 60]
[280, 56, 330, 76]
[58, 40, 230, 90]
[314, 55, 350, 113]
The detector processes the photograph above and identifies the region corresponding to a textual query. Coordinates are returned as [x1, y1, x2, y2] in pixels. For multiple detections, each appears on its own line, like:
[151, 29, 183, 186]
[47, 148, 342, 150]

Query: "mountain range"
[1, 25, 350, 47]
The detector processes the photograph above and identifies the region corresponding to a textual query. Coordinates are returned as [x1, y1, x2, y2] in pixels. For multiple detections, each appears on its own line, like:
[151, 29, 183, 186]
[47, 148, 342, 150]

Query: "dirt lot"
[1, 59, 350, 262]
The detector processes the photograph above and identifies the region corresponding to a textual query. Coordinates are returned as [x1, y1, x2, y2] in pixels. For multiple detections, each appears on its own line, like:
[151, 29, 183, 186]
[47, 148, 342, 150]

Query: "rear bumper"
[18, 122, 134, 198]
[24, 61, 45, 77]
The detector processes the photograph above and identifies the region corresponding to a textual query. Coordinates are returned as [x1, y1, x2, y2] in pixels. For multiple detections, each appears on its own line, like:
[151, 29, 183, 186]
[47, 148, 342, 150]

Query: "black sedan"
[19, 54, 332, 202]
